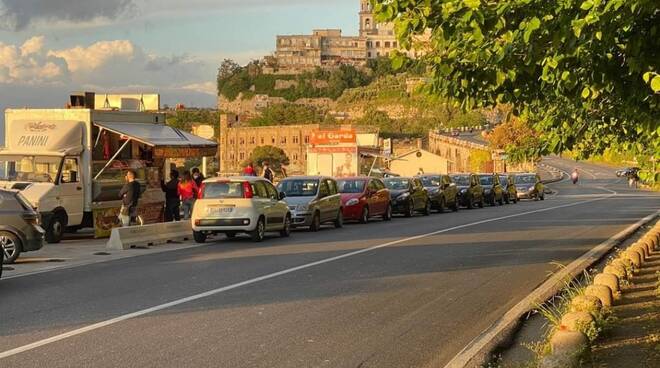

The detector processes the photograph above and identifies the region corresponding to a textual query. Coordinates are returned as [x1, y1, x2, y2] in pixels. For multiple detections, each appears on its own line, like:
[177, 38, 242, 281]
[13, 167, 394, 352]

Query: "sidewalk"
[1, 229, 205, 279]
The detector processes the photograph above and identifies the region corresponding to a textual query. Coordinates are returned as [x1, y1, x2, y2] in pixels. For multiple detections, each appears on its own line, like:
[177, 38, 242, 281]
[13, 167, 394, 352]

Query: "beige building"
[428, 130, 505, 173]
[272, 0, 421, 72]
[389, 148, 449, 177]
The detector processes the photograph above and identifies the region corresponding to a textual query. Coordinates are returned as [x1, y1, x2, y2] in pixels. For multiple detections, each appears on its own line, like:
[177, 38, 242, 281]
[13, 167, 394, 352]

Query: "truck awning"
[94, 121, 217, 158]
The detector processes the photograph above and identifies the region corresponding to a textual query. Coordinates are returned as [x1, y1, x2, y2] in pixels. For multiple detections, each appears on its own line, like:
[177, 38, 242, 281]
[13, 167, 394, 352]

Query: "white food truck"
[0, 93, 217, 242]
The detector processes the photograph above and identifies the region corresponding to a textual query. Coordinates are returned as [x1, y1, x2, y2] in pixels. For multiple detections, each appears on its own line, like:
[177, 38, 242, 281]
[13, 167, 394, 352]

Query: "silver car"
[277, 176, 343, 231]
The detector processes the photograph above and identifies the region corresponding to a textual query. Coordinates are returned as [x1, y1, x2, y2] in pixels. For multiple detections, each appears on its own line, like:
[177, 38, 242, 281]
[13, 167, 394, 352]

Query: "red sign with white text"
[310, 130, 356, 145]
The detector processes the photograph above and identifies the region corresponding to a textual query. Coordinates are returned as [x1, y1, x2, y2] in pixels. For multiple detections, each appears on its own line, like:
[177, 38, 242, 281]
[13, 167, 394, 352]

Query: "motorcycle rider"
[571, 168, 579, 184]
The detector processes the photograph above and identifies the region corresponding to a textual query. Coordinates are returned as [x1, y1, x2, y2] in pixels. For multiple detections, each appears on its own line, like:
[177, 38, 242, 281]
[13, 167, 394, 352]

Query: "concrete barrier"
[106, 221, 192, 250]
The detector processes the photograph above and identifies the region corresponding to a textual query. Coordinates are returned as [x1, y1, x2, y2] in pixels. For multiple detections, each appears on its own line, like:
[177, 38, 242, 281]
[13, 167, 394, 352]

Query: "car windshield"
[0, 155, 62, 183]
[516, 175, 537, 184]
[202, 182, 245, 199]
[383, 178, 410, 190]
[451, 175, 470, 186]
[419, 176, 441, 187]
[277, 179, 319, 197]
[479, 176, 493, 185]
[336, 179, 366, 194]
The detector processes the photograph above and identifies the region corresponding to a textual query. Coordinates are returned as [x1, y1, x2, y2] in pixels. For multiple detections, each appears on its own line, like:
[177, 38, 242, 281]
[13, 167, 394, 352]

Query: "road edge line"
[442, 209, 660, 368]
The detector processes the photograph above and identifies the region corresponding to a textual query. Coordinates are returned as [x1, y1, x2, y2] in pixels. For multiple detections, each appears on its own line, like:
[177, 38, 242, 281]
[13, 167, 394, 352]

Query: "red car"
[337, 177, 392, 223]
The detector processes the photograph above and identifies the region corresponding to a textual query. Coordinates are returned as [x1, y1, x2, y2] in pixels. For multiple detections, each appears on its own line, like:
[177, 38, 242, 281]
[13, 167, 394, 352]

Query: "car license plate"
[208, 206, 233, 216]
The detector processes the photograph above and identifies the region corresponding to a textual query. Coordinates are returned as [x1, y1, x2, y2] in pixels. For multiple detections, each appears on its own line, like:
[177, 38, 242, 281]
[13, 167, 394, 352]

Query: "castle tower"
[359, 0, 375, 37]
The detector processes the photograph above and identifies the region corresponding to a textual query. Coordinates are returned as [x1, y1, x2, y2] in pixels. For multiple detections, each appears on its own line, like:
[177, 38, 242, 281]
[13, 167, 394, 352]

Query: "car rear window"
[0, 191, 23, 211]
[383, 178, 409, 190]
[451, 176, 470, 186]
[419, 176, 441, 187]
[202, 182, 244, 199]
[479, 176, 493, 185]
[516, 175, 536, 184]
[337, 179, 366, 193]
[277, 179, 319, 197]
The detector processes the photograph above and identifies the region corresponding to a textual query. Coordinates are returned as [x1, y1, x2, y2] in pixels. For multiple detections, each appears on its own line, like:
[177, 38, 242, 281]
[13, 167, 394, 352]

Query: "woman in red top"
[178, 171, 199, 220]
[243, 162, 256, 176]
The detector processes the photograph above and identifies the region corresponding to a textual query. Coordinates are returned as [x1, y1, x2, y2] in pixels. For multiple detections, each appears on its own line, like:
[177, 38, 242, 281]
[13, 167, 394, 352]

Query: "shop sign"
[310, 130, 356, 145]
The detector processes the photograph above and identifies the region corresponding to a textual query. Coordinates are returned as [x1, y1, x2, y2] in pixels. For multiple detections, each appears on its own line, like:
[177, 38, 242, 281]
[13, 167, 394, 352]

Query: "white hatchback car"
[191, 176, 291, 242]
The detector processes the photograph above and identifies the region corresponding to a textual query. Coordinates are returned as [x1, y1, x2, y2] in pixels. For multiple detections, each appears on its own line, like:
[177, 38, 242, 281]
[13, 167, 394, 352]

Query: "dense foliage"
[246, 103, 325, 127]
[373, 0, 660, 180]
[244, 145, 290, 172]
[485, 116, 543, 163]
[166, 109, 219, 137]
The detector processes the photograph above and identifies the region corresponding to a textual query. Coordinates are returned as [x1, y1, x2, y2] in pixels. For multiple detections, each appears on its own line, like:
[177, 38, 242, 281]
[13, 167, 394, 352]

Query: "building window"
[229, 153, 235, 160]
[365, 19, 371, 28]
[393, 41, 397, 48]
[385, 41, 390, 48]
[366, 41, 372, 48]
[280, 136, 287, 144]
[239, 152, 245, 160]
[229, 138, 235, 145]
[260, 137, 264, 144]
[367, 52, 372, 58]
[239, 138, 245, 145]
[376, 52, 380, 57]
[249, 136, 256, 144]
[293, 153, 298, 161]
[304, 153, 308, 160]
[293, 136, 299, 144]
[272, 136, 276, 144]
[304, 135, 310, 143]
[376, 41, 380, 48]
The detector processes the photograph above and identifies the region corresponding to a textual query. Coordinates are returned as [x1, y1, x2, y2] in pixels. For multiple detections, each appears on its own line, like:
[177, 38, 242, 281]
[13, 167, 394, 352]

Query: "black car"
[417, 174, 459, 212]
[0, 189, 45, 263]
[383, 177, 430, 217]
[451, 174, 485, 209]
[478, 173, 504, 206]
[499, 174, 518, 204]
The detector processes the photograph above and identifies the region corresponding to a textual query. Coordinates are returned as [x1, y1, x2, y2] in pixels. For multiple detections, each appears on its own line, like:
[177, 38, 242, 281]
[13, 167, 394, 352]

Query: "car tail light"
[22, 213, 39, 226]
[195, 220, 201, 226]
[242, 181, 253, 199]
[198, 183, 206, 198]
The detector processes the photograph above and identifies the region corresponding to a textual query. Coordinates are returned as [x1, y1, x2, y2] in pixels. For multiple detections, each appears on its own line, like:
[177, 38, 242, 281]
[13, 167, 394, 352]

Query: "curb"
[442, 209, 660, 368]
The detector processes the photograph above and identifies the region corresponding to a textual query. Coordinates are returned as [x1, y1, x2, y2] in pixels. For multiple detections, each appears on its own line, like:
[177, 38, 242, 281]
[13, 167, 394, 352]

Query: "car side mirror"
[279, 192, 286, 200]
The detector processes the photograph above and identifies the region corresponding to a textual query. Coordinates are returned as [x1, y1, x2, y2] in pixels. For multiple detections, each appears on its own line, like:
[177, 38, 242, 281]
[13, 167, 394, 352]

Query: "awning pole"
[93, 127, 105, 149]
[94, 138, 131, 180]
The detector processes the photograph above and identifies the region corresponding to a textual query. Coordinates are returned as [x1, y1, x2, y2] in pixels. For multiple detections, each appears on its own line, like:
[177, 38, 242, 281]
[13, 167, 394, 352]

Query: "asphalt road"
[1, 157, 658, 368]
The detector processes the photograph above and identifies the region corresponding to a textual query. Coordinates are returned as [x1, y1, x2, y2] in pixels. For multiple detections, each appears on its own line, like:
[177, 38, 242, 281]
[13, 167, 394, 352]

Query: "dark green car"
[478, 173, 504, 206]
[451, 174, 485, 209]
[499, 174, 518, 204]
[417, 174, 459, 212]
[515, 173, 545, 200]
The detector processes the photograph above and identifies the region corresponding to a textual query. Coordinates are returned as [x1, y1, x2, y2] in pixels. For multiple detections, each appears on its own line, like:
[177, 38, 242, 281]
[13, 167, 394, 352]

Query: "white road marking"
[0, 194, 617, 360]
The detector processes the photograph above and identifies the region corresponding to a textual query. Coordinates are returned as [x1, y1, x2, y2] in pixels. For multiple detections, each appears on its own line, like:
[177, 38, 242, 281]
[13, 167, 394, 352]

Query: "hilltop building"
[271, 0, 424, 73]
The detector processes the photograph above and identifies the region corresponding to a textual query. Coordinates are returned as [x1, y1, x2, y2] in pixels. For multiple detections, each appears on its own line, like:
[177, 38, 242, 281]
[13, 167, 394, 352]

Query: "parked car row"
[0, 189, 45, 265]
[189, 172, 545, 243]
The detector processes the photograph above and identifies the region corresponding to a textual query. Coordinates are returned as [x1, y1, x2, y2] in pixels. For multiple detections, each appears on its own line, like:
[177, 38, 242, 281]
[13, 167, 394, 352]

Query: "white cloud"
[181, 81, 216, 96]
[0, 37, 67, 84]
[48, 40, 135, 73]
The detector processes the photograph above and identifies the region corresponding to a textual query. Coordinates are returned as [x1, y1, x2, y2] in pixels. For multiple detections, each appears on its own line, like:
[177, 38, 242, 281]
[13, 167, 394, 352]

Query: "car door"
[250, 181, 272, 229]
[326, 179, 341, 220]
[365, 179, 379, 213]
[317, 179, 331, 222]
[442, 175, 456, 203]
[493, 175, 502, 199]
[58, 157, 84, 226]
[470, 175, 481, 202]
[373, 179, 389, 213]
[412, 179, 425, 210]
[264, 181, 286, 230]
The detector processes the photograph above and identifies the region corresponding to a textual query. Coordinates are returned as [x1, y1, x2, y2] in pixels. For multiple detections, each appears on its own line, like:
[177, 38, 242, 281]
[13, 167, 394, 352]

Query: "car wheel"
[225, 232, 237, 239]
[193, 231, 207, 244]
[540, 193, 545, 201]
[45, 212, 66, 244]
[0, 231, 21, 264]
[310, 212, 321, 232]
[405, 200, 414, 217]
[359, 206, 369, 224]
[467, 196, 474, 209]
[479, 196, 485, 208]
[438, 197, 446, 213]
[452, 198, 459, 212]
[334, 210, 344, 228]
[504, 194, 510, 204]
[422, 200, 431, 216]
[498, 196, 504, 205]
[250, 217, 265, 242]
[280, 215, 291, 237]
[383, 204, 393, 221]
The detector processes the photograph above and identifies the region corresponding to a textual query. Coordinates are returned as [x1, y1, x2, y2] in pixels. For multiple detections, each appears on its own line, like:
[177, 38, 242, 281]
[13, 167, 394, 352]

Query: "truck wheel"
[193, 231, 207, 243]
[45, 212, 66, 244]
[0, 231, 21, 264]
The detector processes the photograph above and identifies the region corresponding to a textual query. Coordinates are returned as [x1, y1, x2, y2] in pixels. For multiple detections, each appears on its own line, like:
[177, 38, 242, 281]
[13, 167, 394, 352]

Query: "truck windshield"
[0, 156, 62, 183]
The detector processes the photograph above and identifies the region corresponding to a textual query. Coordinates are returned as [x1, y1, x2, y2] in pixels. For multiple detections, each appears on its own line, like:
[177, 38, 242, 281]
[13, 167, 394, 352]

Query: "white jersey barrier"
[106, 221, 192, 250]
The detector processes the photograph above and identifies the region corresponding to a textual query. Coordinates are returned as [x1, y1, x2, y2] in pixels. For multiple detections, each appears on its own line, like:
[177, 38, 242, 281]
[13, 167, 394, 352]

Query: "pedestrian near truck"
[178, 171, 198, 220]
[161, 169, 181, 222]
[119, 169, 141, 227]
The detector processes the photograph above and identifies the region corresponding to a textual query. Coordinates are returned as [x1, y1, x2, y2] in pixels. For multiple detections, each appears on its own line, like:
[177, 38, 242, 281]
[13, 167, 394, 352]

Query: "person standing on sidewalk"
[192, 167, 205, 187]
[119, 169, 141, 227]
[243, 162, 256, 176]
[262, 161, 274, 182]
[178, 171, 198, 220]
[161, 169, 181, 221]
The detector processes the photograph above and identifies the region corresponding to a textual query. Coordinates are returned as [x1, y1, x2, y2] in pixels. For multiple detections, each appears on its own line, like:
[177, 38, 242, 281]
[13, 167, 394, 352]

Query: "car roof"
[336, 176, 371, 180]
[280, 175, 330, 180]
[416, 173, 444, 177]
[202, 176, 265, 183]
[449, 173, 473, 176]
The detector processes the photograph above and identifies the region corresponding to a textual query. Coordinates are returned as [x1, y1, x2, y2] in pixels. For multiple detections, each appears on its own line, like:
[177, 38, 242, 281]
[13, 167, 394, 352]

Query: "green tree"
[247, 103, 324, 126]
[244, 146, 290, 172]
[373, 0, 660, 177]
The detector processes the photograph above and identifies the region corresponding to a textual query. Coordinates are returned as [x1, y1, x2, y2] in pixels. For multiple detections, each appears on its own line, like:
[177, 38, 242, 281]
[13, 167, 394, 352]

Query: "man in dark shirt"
[262, 161, 274, 182]
[119, 169, 141, 227]
[161, 170, 180, 221]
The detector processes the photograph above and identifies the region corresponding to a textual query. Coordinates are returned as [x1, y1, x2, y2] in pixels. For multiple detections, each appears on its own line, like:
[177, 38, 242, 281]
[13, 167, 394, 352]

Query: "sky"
[0, 0, 359, 141]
